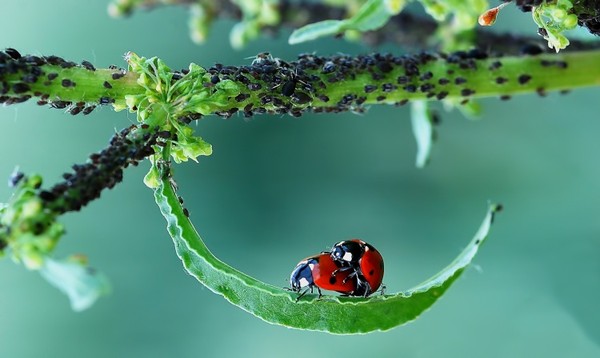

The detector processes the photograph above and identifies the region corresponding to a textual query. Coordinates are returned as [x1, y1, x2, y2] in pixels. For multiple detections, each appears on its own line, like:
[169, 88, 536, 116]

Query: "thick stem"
[3, 49, 600, 119]
[0, 50, 142, 114]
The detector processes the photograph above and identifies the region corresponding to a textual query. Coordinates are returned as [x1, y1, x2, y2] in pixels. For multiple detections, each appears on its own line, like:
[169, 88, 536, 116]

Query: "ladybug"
[289, 253, 358, 300]
[330, 239, 384, 296]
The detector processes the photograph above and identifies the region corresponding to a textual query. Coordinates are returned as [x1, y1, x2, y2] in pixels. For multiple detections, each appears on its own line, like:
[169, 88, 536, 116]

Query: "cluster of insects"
[35, 125, 158, 213]
[289, 239, 384, 300]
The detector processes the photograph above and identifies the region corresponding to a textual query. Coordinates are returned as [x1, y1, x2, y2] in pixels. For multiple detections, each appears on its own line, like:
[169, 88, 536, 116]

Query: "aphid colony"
[37, 125, 159, 214]
[2, 47, 572, 121]
[290, 239, 384, 300]
[0, 48, 127, 115]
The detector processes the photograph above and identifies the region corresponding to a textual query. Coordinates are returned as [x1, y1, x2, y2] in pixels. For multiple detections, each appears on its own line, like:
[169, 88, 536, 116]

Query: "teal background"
[1, 1, 599, 357]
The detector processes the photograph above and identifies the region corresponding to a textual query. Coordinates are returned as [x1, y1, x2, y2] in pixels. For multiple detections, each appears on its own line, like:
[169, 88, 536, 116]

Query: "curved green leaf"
[154, 175, 501, 334]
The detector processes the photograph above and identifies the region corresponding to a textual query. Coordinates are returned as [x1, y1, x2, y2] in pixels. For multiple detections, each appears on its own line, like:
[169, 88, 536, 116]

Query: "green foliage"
[154, 161, 501, 333]
[229, 0, 280, 48]
[289, 0, 406, 45]
[0, 174, 63, 269]
[420, 0, 488, 30]
[0, 173, 108, 311]
[124, 53, 217, 165]
[532, 0, 579, 52]
[4, 0, 599, 323]
[40, 257, 110, 312]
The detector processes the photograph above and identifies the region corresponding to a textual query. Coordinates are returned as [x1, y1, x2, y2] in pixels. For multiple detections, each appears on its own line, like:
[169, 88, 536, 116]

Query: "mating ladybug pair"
[289, 239, 384, 300]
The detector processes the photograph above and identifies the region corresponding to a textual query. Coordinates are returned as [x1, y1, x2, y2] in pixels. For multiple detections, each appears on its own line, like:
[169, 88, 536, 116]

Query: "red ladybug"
[289, 253, 358, 300]
[330, 239, 384, 296]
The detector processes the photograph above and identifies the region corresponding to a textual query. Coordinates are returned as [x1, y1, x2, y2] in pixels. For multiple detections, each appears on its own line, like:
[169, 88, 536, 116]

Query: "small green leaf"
[154, 171, 501, 334]
[288, 20, 345, 45]
[345, 0, 394, 32]
[39, 257, 111, 312]
[411, 100, 434, 168]
[144, 164, 161, 189]
[288, 0, 406, 44]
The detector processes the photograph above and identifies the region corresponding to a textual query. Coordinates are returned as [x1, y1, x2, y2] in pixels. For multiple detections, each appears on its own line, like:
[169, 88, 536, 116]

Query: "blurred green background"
[1, 1, 599, 357]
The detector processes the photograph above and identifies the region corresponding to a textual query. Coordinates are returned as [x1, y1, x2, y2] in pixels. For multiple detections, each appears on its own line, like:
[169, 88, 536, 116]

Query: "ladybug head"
[289, 258, 316, 292]
[331, 240, 364, 264]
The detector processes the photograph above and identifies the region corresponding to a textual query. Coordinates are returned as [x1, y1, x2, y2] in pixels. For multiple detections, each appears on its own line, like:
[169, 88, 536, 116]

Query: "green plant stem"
[3, 50, 600, 118]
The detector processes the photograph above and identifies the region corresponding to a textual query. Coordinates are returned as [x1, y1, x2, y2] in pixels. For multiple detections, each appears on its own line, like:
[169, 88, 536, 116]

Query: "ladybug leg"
[295, 288, 309, 302]
[352, 273, 372, 297]
[362, 282, 372, 297]
[331, 265, 353, 277]
[316, 287, 323, 299]
[295, 285, 315, 302]
[341, 269, 360, 284]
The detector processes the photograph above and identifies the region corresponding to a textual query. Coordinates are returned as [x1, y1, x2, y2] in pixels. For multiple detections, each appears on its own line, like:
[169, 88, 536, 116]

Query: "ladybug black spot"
[329, 276, 337, 285]
[369, 269, 375, 276]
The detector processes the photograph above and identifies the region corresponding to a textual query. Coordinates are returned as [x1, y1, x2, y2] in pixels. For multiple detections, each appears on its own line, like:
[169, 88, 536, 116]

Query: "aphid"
[518, 74, 532, 84]
[81, 60, 96, 71]
[59, 61, 76, 69]
[61, 79, 75, 87]
[69, 106, 82, 115]
[250, 52, 273, 66]
[420, 71, 433, 81]
[281, 79, 297, 97]
[382, 83, 396, 92]
[436, 91, 449, 100]
[317, 94, 330, 102]
[420, 83, 435, 92]
[50, 100, 71, 109]
[247, 83, 262, 91]
[8, 169, 25, 187]
[5, 48, 22, 59]
[461, 88, 475, 96]
[397, 76, 410, 84]
[12, 83, 30, 94]
[322, 61, 336, 74]
[98, 96, 114, 105]
[404, 84, 417, 93]
[82, 105, 96, 115]
[291, 92, 311, 105]
[364, 84, 377, 93]
[488, 61, 502, 70]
